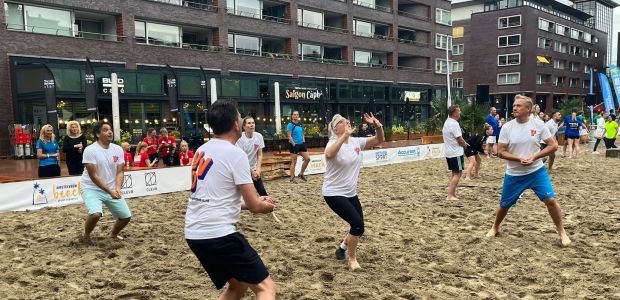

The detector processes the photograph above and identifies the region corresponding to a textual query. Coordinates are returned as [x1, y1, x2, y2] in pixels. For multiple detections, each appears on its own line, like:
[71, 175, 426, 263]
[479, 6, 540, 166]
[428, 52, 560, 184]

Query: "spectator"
[158, 128, 176, 167]
[36, 124, 60, 178]
[143, 128, 159, 165]
[179, 140, 194, 166]
[62, 121, 87, 175]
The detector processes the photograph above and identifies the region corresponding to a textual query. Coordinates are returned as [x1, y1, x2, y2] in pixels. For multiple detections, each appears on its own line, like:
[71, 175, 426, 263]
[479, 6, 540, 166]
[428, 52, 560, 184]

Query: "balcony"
[353, 19, 392, 40]
[353, 0, 392, 13]
[397, 28, 430, 47]
[182, 26, 221, 52]
[397, 2, 431, 21]
[354, 50, 390, 69]
[228, 34, 290, 59]
[397, 54, 431, 72]
[299, 43, 348, 65]
[136, 21, 219, 51]
[149, 0, 218, 12]
[227, 0, 290, 24]
[297, 9, 348, 34]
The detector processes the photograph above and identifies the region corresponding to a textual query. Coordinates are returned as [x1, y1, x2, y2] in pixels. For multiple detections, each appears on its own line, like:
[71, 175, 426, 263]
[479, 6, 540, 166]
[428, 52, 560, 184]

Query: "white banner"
[1, 144, 444, 212]
[0, 167, 191, 212]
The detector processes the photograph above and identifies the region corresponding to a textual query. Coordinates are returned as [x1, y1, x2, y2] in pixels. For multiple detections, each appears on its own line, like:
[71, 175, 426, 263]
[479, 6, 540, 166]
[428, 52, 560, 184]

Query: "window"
[569, 62, 580, 72]
[297, 9, 324, 29]
[451, 61, 463, 72]
[555, 24, 567, 36]
[498, 15, 521, 28]
[452, 78, 463, 88]
[498, 53, 520, 66]
[584, 64, 590, 73]
[554, 76, 565, 86]
[498, 34, 520, 47]
[4, 2, 24, 30]
[436, 33, 452, 50]
[228, 33, 261, 55]
[536, 74, 543, 85]
[435, 58, 450, 74]
[452, 26, 464, 38]
[583, 49, 593, 58]
[498, 73, 520, 85]
[353, 19, 373, 37]
[570, 28, 580, 40]
[538, 18, 554, 32]
[569, 78, 579, 88]
[452, 44, 464, 55]
[583, 32, 592, 43]
[354, 50, 372, 66]
[135, 21, 181, 47]
[436, 8, 451, 26]
[538, 37, 552, 49]
[554, 41, 567, 53]
[299, 43, 322, 61]
[554, 59, 565, 69]
[583, 80, 590, 89]
[536, 55, 551, 67]
[569, 45, 581, 56]
[227, 0, 261, 18]
[4, 3, 74, 36]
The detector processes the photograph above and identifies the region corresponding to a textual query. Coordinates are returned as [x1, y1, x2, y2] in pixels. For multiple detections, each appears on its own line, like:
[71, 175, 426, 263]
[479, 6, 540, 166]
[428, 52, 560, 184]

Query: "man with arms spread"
[487, 95, 571, 246]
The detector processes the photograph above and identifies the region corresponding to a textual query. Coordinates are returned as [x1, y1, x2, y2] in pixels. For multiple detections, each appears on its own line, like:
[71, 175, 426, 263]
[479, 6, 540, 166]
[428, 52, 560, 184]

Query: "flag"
[84, 57, 98, 113]
[42, 65, 58, 132]
[598, 73, 615, 113]
[166, 64, 179, 112]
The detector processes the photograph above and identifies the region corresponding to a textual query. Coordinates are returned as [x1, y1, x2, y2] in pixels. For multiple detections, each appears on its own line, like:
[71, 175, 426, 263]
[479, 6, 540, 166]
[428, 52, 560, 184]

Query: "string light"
[92, 118, 97, 123]
[269, 118, 273, 122]
[172, 118, 177, 122]
[163, 118, 167, 122]
[103, 118, 109, 122]
[134, 120, 139, 124]
[80, 120, 85, 125]
[124, 119, 129, 124]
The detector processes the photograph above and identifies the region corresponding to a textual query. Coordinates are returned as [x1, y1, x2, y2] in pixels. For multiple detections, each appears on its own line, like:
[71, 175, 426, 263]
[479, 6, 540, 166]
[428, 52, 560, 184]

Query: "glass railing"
[261, 52, 293, 60]
[353, 31, 392, 40]
[300, 57, 349, 65]
[4, 23, 125, 41]
[397, 10, 432, 22]
[181, 43, 221, 52]
[298, 22, 348, 34]
[227, 48, 293, 60]
[355, 62, 393, 69]
[352, 0, 392, 13]
[227, 7, 290, 24]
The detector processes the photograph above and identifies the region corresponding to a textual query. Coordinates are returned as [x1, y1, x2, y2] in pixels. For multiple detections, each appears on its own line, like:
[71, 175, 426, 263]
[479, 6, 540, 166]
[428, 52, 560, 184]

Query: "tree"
[423, 96, 489, 136]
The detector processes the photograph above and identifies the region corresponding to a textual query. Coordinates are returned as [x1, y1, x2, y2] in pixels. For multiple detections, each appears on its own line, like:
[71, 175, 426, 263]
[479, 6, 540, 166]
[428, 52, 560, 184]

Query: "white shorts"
[487, 136, 496, 144]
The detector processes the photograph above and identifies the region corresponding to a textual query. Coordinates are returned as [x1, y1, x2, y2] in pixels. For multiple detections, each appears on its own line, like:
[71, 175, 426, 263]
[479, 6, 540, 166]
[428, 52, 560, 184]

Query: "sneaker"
[298, 174, 308, 182]
[335, 247, 346, 260]
[593, 151, 600, 155]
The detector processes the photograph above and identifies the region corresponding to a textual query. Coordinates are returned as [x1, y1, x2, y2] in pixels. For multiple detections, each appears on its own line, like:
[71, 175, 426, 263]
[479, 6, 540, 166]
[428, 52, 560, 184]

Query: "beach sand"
[1, 152, 619, 299]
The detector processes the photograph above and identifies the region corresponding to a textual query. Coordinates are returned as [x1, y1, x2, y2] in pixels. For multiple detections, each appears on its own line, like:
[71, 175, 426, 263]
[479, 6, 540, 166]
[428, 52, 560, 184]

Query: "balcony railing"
[298, 22, 349, 34]
[227, 48, 291, 59]
[4, 23, 125, 41]
[355, 62, 393, 69]
[227, 8, 290, 24]
[352, 0, 392, 13]
[353, 32, 393, 40]
[149, 0, 219, 12]
[397, 66, 432, 72]
[182, 43, 221, 52]
[397, 10, 432, 22]
[299, 57, 349, 65]
[396, 38, 429, 47]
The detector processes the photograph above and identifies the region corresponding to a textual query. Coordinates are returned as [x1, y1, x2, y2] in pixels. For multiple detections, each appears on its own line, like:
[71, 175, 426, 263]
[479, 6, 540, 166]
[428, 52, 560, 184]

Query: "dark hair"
[448, 105, 460, 117]
[611, 114, 617, 121]
[92, 121, 111, 141]
[552, 111, 560, 117]
[207, 100, 240, 135]
[148, 127, 156, 134]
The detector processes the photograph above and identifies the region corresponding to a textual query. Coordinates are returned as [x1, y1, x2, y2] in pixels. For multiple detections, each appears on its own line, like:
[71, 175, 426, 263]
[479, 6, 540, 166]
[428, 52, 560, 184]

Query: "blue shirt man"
[486, 107, 500, 139]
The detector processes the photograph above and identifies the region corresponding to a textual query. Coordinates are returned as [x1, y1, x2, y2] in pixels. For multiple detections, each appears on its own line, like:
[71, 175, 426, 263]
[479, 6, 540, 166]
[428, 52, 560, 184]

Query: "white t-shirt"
[597, 116, 606, 130]
[185, 139, 253, 240]
[498, 118, 553, 176]
[235, 132, 265, 170]
[541, 120, 559, 145]
[322, 137, 367, 198]
[81, 142, 125, 191]
[442, 118, 464, 158]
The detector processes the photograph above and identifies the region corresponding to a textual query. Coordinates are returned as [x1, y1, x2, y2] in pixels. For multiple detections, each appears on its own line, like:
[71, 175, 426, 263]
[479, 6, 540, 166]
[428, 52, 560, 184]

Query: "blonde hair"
[65, 120, 82, 136]
[135, 141, 148, 157]
[328, 114, 346, 140]
[514, 94, 533, 110]
[180, 140, 189, 152]
[39, 124, 56, 142]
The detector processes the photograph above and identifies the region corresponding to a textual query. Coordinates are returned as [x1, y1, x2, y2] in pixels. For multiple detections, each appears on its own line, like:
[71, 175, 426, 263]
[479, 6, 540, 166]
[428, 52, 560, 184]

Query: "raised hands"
[363, 113, 382, 128]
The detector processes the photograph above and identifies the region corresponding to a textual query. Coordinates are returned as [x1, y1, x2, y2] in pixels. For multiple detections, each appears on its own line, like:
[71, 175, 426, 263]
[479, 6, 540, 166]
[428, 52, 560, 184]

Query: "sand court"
[0, 154, 619, 299]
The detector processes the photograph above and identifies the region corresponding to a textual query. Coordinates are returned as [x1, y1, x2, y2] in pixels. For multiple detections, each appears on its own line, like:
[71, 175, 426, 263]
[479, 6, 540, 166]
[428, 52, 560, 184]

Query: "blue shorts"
[81, 188, 132, 219]
[500, 167, 555, 209]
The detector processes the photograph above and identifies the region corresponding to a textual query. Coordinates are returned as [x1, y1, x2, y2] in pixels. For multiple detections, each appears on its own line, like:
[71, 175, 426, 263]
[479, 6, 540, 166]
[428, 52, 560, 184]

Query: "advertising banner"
[608, 65, 620, 108]
[598, 73, 615, 113]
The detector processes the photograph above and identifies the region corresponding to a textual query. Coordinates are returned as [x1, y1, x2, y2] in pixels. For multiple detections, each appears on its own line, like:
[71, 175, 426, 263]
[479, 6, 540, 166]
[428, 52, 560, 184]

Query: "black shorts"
[566, 134, 580, 140]
[39, 164, 61, 178]
[540, 143, 548, 151]
[288, 143, 308, 154]
[464, 147, 483, 157]
[446, 155, 465, 172]
[186, 232, 269, 289]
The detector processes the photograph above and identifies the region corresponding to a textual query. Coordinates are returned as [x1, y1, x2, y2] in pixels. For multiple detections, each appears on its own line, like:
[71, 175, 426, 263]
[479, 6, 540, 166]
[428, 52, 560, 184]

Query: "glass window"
[222, 79, 240, 97]
[15, 68, 46, 94]
[452, 44, 464, 55]
[24, 5, 72, 36]
[498, 53, 520, 66]
[234, 34, 260, 55]
[300, 43, 322, 61]
[298, 9, 323, 29]
[135, 21, 146, 43]
[114, 71, 137, 94]
[354, 19, 373, 37]
[435, 58, 449, 74]
[240, 79, 258, 97]
[498, 15, 521, 28]
[498, 34, 520, 47]
[51, 68, 82, 92]
[4, 2, 24, 30]
[339, 85, 351, 99]
[354, 50, 371, 66]
[451, 61, 463, 72]
[497, 73, 520, 85]
[436, 33, 452, 50]
[179, 75, 201, 96]
[229, 0, 261, 18]
[570, 28, 579, 39]
[147, 22, 180, 47]
[435, 8, 451, 26]
[354, 0, 376, 9]
[137, 73, 163, 94]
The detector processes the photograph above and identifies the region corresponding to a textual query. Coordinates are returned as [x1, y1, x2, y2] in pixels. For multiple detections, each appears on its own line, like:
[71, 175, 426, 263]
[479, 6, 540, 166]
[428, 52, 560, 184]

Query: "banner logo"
[145, 172, 157, 186]
[32, 182, 48, 205]
[375, 150, 388, 161]
[122, 174, 133, 189]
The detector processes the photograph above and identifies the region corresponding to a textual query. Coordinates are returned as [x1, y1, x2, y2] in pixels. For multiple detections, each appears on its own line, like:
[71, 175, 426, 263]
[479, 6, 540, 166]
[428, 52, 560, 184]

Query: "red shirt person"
[158, 128, 176, 166]
[121, 142, 133, 167]
[143, 128, 159, 164]
[179, 140, 194, 166]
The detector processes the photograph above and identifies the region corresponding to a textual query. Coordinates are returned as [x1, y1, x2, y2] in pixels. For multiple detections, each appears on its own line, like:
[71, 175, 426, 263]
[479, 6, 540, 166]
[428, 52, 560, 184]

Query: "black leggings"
[324, 195, 364, 236]
[593, 138, 602, 151]
[253, 177, 268, 196]
[604, 137, 617, 149]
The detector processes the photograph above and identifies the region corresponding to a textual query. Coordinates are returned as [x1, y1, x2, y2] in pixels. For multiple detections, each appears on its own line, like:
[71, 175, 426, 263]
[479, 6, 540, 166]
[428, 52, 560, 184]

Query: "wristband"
[47, 154, 49, 158]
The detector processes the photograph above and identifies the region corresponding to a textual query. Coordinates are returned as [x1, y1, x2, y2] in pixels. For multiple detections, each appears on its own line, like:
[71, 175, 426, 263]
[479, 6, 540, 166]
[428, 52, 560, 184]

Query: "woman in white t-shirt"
[236, 116, 268, 196]
[323, 113, 384, 271]
[593, 112, 608, 154]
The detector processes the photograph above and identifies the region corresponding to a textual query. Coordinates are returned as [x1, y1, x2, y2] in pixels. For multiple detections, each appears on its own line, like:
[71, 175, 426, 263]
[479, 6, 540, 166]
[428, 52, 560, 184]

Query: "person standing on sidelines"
[324, 113, 384, 271]
[603, 114, 618, 149]
[36, 124, 61, 178]
[81, 121, 131, 241]
[564, 112, 586, 158]
[486, 95, 571, 246]
[287, 111, 310, 182]
[464, 124, 493, 180]
[592, 111, 608, 154]
[236, 116, 268, 196]
[143, 128, 159, 165]
[485, 107, 499, 158]
[443, 105, 468, 201]
[542, 111, 562, 171]
[62, 121, 87, 175]
[158, 128, 176, 167]
[185, 100, 276, 300]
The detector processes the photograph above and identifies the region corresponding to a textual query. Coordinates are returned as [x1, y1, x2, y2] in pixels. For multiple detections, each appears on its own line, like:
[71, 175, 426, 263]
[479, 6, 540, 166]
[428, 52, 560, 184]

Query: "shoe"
[335, 247, 346, 260]
[289, 177, 296, 183]
[298, 174, 308, 182]
[593, 151, 600, 154]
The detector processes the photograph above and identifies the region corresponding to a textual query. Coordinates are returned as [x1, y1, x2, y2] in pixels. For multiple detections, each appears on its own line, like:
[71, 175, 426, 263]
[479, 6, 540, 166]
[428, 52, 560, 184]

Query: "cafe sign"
[284, 87, 324, 101]
[403, 91, 421, 102]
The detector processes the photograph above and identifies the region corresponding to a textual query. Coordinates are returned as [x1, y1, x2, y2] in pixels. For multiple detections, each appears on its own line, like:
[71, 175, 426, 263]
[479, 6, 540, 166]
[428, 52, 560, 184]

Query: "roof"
[452, 0, 593, 20]
[573, 0, 619, 8]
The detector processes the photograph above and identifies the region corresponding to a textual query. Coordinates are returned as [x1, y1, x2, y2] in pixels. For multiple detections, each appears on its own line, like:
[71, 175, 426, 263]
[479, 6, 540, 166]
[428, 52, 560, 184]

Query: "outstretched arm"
[363, 113, 384, 149]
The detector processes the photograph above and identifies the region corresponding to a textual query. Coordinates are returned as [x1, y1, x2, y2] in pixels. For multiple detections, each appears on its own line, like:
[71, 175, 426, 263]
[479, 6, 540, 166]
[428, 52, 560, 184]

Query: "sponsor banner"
[0, 167, 191, 212]
[295, 154, 327, 175]
[598, 73, 615, 113]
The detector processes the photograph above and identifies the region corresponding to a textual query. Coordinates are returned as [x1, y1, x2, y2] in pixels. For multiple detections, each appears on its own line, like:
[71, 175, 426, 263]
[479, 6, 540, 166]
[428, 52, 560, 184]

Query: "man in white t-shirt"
[541, 111, 562, 171]
[442, 105, 468, 201]
[80, 121, 130, 241]
[236, 116, 267, 196]
[486, 95, 571, 246]
[185, 100, 276, 299]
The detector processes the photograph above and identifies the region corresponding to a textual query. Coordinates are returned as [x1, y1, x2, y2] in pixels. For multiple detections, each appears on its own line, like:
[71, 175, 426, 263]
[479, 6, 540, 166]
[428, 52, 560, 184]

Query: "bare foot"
[560, 234, 572, 247]
[464, 176, 472, 181]
[80, 235, 93, 245]
[446, 196, 459, 201]
[348, 259, 361, 271]
[486, 228, 499, 237]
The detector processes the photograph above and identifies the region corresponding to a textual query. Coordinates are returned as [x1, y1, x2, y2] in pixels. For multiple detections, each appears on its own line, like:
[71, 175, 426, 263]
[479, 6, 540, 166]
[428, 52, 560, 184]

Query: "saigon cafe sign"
[284, 87, 324, 101]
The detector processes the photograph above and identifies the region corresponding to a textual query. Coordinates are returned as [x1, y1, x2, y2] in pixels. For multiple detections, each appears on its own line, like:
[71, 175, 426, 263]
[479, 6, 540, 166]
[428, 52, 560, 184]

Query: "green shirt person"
[605, 118, 618, 139]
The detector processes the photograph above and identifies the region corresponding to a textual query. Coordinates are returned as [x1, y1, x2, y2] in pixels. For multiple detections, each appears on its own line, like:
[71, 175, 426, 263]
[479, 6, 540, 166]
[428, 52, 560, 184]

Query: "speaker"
[476, 84, 490, 103]
[585, 94, 597, 106]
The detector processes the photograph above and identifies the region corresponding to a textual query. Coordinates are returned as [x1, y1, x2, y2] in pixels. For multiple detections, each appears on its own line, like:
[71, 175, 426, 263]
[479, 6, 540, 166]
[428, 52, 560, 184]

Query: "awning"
[536, 56, 550, 64]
